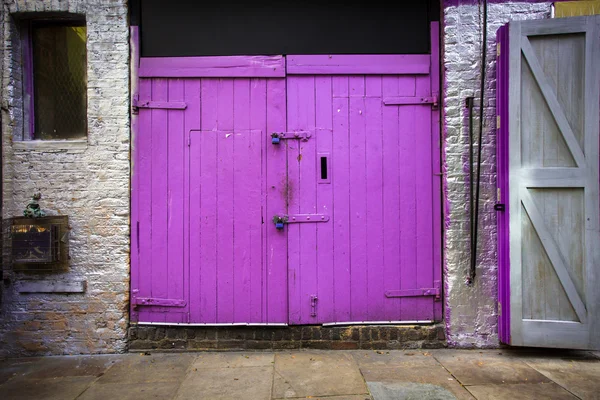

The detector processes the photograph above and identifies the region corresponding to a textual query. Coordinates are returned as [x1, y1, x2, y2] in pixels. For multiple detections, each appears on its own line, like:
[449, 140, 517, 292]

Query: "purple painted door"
[285, 50, 441, 324]
[131, 26, 441, 325]
[131, 57, 289, 324]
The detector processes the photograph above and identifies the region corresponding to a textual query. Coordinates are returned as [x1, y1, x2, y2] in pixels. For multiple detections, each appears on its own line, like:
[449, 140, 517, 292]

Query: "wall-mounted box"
[3, 216, 69, 272]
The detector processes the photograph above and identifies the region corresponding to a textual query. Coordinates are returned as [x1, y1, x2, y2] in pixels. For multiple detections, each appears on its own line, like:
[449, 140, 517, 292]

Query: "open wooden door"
[498, 16, 600, 349]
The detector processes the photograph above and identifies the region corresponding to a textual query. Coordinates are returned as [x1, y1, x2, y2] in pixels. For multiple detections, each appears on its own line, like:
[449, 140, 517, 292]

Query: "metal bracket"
[271, 131, 311, 142]
[286, 214, 330, 223]
[132, 297, 187, 307]
[385, 280, 441, 301]
[383, 94, 438, 109]
[132, 94, 187, 114]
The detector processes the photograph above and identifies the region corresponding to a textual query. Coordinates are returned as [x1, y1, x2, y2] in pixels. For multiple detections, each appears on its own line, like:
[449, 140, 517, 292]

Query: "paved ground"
[0, 349, 598, 399]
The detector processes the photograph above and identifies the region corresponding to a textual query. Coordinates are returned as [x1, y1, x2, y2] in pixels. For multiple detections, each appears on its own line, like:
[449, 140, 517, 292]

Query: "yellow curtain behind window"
[554, 0, 600, 17]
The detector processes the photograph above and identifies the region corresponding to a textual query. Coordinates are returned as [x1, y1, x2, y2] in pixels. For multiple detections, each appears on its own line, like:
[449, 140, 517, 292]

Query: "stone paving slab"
[465, 382, 578, 400]
[368, 381, 458, 400]
[176, 365, 273, 400]
[272, 351, 369, 399]
[430, 349, 552, 385]
[0, 376, 96, 400]
[96, 353, 195, 384]
[520, 355, 600, 399]
[78, 381, 182, 400]
[192, 352, 274, 369]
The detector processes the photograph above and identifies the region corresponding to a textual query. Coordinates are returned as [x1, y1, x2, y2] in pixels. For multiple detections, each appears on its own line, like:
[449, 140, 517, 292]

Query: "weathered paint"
[442, 1, 552, 347]
[133, 28, 441, 325]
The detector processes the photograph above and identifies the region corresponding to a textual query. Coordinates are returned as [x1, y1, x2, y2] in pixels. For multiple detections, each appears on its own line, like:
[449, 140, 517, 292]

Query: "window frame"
[20, 16, 88, 142]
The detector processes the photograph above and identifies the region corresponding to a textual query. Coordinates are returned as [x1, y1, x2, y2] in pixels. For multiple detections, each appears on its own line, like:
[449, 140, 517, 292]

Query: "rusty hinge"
[132, 94, 187, 114]
[310, 295, 318, 317]
[383, 95, 438, 109]
[132, 297, 187, 307]
[385, 280, 441, 301]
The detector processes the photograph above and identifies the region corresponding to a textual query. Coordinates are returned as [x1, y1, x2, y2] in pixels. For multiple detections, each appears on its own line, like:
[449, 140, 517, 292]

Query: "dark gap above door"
[135, 0, 439, 57]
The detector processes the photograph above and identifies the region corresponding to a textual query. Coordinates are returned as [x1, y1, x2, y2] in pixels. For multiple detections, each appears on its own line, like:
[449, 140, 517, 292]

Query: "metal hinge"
[132, 298, 187, 307]
[497, 115, 501, 130]
[383, 94, 438, 109]
[497, 42, 501, 57]
[132, 94, 187, 114]
[385, 280, 441, 301]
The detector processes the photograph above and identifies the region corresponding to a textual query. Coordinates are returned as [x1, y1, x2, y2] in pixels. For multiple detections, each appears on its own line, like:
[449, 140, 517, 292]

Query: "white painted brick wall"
[442, 1, 551, 347]
[0, 0, 130, 356]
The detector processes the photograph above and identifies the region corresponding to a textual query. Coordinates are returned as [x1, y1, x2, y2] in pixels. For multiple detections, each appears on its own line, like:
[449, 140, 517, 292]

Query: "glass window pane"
[33, 25, 87, 140]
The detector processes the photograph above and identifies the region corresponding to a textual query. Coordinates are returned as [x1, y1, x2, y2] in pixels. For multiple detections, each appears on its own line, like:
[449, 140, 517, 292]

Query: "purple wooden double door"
[131, 25, 442, 325]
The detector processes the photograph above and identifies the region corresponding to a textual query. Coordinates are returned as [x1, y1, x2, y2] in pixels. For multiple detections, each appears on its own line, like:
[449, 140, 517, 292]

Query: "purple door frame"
[130, 23, 443, 325]
[496, 24, 510, 344]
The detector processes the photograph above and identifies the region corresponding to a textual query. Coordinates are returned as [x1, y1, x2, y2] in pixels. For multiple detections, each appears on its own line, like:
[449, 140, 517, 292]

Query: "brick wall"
[442, 1, 551, 347]
[0, 0, 130, 356]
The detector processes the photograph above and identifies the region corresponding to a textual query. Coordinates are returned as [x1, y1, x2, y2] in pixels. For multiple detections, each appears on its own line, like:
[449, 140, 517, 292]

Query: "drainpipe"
[469, 0, 488, 285]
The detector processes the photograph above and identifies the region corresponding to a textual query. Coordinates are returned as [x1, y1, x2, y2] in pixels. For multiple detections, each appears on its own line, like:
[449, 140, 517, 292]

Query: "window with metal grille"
[21, 18, 87, 140]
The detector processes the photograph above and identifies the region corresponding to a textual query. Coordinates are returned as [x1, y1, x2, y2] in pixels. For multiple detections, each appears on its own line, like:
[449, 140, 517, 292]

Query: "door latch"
[494, 204, 506, 211]
[310, 295, 318, 317]
[270, 131, 311, 144]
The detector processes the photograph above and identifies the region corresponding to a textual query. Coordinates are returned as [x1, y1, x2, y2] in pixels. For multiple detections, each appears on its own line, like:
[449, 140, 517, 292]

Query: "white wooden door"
[508, 16, 600, 349]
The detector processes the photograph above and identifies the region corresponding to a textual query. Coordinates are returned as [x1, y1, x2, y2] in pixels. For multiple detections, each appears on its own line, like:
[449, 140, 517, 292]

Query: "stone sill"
[13, 139, 88, 152]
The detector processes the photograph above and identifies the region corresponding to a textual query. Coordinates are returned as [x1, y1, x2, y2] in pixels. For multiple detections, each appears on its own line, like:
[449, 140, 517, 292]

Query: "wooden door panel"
[502, 16, 600, 349]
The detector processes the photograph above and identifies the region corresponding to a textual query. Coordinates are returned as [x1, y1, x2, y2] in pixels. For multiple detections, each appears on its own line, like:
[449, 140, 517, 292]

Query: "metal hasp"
[385, 280, 441, 301]
[310, 295, 318, 317]
[132, 94, 187, 114]
[287, 214, 330, 223]
[270, 131, 311, 143]
[272, 214, 330, 229]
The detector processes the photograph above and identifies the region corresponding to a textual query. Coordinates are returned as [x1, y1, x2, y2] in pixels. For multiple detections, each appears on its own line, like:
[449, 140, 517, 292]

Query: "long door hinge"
[132, 95, 187, 114]
[132, 298, 187, 308]
[385, 280, 441, 301]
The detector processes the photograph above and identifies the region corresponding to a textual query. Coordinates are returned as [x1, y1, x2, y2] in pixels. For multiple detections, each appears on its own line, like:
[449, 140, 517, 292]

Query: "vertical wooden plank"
[299, 76, 318, 323]
[349, 76, 368, 320]
[151, 78, 169, 300]
[332, 76, 351, 322]
[233, 78, 251, 322]
[315, 76, 334, 322]
[286, 76, 302, 324]
[382, 75, 402, 320]
[430, 21, 443, 321]
[250, 78, 267, 323]
[130, 27, 141, 323]
[364, 75, 385, 320]
[216, 78, 235, 322]
[199, 78, 219, 323]
[583, 17, 600, 349]
[186, 79, 201, 323]
[398, 86, 418, 321]
[414, 74, 434, 321]
[163, 79, 186, 322]
[266, 78, 288, 323]
[137, 78, 153, 307]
